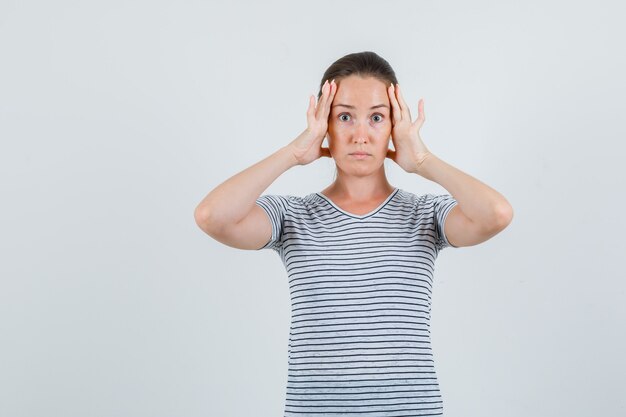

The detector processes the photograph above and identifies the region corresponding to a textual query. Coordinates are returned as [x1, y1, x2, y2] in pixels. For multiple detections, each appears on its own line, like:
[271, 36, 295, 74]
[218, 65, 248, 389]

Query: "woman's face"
[327, 75, 392, 175]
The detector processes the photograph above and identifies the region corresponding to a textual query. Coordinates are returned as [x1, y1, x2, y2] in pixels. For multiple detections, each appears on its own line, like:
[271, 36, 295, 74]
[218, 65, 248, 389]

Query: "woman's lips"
[350, 153, 370, 159]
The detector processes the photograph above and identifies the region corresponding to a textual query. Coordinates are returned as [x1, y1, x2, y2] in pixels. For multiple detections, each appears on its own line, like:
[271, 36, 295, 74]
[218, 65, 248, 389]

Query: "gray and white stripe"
[255, 188, 458, 417]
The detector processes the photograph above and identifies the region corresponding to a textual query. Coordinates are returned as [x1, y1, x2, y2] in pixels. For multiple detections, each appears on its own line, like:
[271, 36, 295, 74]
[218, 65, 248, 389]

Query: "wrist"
[411, 152, 436, 175]
[280, 145, 299, 169]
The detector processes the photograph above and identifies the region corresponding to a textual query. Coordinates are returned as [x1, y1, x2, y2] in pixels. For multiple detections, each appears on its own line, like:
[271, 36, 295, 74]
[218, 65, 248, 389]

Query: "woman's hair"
[316, 51, 399, 101]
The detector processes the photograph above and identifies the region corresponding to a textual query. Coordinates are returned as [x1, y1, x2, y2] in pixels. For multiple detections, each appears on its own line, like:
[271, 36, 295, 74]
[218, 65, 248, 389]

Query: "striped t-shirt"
[255, 187, 458, 417]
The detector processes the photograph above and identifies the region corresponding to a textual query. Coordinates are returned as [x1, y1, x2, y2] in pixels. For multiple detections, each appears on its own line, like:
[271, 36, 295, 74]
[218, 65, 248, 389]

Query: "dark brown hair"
[316, 51, 399, 101]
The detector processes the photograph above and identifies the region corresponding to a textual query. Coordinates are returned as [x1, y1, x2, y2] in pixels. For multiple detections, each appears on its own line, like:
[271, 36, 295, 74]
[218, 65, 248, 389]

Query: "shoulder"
[394, 188, 428, 208]
[394, 189, 457, 218]
[409, 190, 455, 206]
[255, 193, 320, 214]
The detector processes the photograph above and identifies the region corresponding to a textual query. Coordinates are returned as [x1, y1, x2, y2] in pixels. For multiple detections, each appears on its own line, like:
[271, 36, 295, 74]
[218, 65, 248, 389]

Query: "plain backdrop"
[1, 1, 625, 416]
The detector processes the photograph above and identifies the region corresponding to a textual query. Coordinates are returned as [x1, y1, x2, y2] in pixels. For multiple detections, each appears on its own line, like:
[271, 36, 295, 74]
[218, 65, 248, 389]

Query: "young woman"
[195, 51, 513, 416]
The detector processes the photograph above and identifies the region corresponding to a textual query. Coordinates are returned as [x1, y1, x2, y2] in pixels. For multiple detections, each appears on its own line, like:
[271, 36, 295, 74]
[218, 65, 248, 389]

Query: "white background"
[1, 1, 624, 416]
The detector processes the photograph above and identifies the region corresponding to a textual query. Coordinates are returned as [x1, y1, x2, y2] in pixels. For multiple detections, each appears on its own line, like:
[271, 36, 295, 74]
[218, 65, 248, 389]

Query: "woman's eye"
[338, 113, 384, 122]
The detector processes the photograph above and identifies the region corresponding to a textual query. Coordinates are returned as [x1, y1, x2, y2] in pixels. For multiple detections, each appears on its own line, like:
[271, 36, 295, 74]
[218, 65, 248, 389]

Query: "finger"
[307, 95, 314, 116]
[412, 98, 425, 130]
[319, 79, 336, 121]
[316, 79, 330, 119]
[306, 95, 317, 128]
[388, 83, 402, 125]
[314, 80, 327, 119]
[416, 98, 425, 127]
[395, 84, 412, 121]
[323, 79, 337, 116]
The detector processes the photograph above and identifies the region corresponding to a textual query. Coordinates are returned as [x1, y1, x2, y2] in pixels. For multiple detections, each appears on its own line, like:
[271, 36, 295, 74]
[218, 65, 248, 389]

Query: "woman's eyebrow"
[332, 104, 389, 110]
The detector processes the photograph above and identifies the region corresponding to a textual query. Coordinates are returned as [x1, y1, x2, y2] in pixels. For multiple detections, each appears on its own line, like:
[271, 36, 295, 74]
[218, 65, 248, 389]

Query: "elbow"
[194, 206, 232, 237]
[494, 203, 514, 230]
[194, 205, 214, 232]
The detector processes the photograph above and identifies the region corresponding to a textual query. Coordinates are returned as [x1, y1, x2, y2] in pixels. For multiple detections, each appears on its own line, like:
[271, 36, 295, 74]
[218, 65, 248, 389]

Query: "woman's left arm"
[414, 153, 513, 248]
[386, 83, 513, 247]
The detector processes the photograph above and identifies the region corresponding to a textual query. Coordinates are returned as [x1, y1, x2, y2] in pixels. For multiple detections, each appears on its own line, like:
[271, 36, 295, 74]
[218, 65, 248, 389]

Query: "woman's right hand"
[288, 79, 337, 166]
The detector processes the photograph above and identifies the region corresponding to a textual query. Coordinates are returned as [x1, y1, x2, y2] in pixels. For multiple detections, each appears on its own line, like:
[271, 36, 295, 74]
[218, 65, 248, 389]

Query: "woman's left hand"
[386, 83, 433, 173]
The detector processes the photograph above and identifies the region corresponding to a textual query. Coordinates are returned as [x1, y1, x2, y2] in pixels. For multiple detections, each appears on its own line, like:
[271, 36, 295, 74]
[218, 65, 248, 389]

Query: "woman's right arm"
[193, 144, 298, 250]
[194, 78, 337, 250]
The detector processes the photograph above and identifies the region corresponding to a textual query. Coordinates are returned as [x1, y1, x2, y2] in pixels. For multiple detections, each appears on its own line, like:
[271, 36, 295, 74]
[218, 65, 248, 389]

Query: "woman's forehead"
[331, 94, 390, 111]
[332, 77, 390, 109]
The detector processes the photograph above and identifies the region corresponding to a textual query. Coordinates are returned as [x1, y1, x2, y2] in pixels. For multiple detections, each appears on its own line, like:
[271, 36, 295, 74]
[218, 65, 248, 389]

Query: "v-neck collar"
[316, 188, 399, 219]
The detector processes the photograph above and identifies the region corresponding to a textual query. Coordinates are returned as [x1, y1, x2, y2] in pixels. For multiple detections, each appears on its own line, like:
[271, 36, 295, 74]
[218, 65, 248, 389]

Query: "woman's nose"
[352, 122, 369, 142]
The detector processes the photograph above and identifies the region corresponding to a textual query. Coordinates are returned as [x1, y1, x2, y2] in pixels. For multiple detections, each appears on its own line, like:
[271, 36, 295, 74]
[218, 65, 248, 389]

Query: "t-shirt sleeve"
[254, 194, 291, 251]
[424, 193, 459, 250]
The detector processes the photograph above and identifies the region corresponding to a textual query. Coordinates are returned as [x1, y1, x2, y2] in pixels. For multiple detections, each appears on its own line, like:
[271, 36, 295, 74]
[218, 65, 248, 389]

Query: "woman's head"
[316, 51, 398, 102]
[317, 51, 399, 180]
